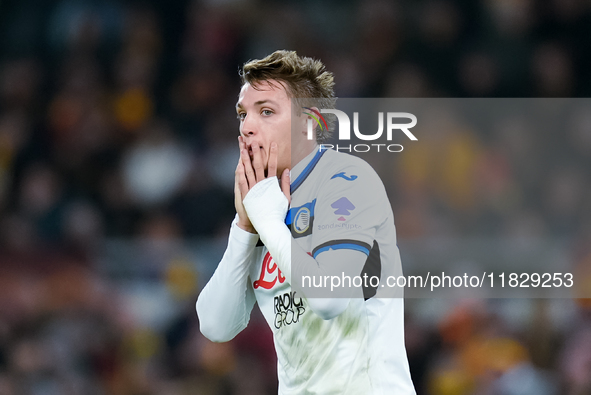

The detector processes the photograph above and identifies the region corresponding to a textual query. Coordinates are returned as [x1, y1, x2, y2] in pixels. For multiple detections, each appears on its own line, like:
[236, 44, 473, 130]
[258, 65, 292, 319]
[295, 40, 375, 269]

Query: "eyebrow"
[235, 99, 277, 109]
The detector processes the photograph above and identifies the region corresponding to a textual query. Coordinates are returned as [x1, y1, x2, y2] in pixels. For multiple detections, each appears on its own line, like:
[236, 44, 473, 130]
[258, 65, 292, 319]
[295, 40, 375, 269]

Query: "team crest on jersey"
[294, 207, 311, 234]
[286, 199, 316, 238]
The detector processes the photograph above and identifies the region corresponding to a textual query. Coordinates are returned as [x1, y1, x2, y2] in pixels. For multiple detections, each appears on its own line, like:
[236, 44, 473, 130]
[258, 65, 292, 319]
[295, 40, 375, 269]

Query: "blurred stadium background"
[0, 0, 590, 394]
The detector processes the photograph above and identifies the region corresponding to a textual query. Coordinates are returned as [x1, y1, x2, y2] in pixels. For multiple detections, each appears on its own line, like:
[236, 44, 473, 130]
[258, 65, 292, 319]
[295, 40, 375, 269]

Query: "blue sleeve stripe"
[312, 243, 370, 258]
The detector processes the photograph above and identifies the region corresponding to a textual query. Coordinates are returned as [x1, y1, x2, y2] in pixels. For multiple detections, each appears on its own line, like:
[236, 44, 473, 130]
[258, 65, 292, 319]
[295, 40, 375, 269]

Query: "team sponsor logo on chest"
[253, 252, 286, 290]
[274, 291, 305, 329]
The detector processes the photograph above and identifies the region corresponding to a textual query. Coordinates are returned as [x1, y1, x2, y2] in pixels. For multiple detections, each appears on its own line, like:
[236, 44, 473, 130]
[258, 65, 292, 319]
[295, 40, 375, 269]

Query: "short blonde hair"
[240, 50, 335, 142]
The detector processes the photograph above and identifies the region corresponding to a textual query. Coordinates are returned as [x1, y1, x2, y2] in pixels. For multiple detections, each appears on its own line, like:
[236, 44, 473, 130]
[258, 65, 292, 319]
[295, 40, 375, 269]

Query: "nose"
[240, 114, 257, 138]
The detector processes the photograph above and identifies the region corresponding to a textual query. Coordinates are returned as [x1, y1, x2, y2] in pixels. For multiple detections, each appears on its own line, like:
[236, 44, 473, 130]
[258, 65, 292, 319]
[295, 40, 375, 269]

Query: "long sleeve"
[243, 178, 367, 320]
[196, 216, 258, 342]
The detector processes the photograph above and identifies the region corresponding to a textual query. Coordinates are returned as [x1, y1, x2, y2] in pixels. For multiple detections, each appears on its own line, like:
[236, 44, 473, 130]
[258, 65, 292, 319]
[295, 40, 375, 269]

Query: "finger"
[236, 160, 250, 198]
[234, 163, 243, 204]
[281, 168, 291, 204]
[267, 142, 278, 178]
[234, 159, 242, 193]
[240, 145, 256, 187]
[238, 136, 246, 154]
[251, 144, 265, 181]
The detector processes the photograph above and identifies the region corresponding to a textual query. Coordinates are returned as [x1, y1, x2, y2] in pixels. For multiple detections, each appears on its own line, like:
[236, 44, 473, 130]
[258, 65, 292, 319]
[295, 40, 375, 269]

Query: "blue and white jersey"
[248, 147, 415, 395]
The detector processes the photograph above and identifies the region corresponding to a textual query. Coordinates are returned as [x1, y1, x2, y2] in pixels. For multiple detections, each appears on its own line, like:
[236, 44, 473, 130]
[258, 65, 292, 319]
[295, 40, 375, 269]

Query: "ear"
[303, 115, 316, 140]
[302, 106, 322, 140]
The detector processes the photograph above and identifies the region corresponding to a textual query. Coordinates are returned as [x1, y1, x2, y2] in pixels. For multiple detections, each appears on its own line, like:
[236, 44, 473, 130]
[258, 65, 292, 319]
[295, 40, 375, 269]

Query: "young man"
[196, 50, 415, 394]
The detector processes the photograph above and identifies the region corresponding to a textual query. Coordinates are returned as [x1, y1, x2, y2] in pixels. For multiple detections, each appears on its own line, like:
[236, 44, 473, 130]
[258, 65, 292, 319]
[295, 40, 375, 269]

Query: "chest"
[249, 247, 308, 331]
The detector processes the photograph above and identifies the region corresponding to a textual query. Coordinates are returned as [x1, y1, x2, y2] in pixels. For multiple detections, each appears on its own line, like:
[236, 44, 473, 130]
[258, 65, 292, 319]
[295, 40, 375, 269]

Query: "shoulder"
[318, 149, 384, 189]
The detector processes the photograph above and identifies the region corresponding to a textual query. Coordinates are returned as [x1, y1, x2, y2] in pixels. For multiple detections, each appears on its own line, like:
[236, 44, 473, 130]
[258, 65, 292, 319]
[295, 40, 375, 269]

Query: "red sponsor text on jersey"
[253, 252, 286, 289]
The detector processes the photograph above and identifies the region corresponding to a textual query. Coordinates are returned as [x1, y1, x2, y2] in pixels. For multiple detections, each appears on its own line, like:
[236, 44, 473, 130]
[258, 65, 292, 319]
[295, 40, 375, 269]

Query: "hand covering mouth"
[248, 145, 264, 158]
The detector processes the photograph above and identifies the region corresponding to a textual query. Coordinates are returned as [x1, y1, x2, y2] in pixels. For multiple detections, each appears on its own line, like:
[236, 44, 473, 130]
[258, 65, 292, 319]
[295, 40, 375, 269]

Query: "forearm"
[196, 218, 257, 342]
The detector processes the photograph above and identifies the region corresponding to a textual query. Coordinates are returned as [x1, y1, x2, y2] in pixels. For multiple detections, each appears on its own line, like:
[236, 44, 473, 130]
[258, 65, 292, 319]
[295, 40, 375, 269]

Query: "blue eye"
[262, 109, 273, 116]
[237, 112, 246, 120]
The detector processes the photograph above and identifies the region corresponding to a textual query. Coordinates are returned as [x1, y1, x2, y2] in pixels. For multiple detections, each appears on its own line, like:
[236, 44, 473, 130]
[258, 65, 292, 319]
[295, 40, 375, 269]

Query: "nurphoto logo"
[305, 108, 418, 153]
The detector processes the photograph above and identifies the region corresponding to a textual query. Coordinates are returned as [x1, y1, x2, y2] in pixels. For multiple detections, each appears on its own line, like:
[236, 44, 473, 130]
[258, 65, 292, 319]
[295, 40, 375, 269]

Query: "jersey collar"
[290, 146, 327, 194]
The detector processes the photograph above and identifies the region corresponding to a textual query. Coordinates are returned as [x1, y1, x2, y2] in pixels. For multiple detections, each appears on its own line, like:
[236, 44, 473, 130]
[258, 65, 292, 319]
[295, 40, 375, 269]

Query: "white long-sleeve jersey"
[197, 148, 415, 395]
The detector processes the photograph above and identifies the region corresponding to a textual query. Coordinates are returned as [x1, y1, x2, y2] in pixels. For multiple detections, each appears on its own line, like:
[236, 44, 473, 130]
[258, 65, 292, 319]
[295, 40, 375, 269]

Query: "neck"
[291, 139, 318, 170]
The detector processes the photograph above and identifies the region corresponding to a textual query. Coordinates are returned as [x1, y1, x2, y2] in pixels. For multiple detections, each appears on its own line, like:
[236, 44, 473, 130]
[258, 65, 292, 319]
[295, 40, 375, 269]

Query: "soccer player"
[196, 50, 415, 394]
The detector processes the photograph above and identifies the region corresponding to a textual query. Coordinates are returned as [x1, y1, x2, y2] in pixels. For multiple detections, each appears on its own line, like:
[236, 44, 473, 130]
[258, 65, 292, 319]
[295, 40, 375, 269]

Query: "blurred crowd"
[0, 0, 590, 394]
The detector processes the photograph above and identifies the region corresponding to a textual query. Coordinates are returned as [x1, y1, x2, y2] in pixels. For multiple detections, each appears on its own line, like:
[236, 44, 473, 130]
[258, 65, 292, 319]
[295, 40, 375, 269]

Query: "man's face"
[236, 80, 293, 175]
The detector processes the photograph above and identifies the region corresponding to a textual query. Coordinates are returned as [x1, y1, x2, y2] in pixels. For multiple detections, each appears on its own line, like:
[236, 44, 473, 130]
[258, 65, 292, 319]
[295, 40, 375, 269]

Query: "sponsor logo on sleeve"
[315, 197, 362, 231]
[331, 197, 355, 222]
[317, 222, 362, 231]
